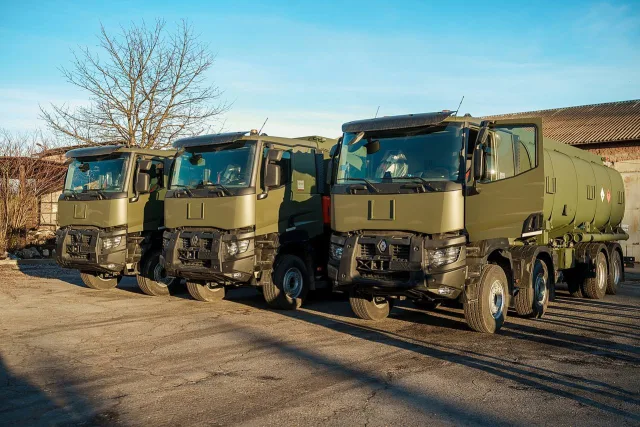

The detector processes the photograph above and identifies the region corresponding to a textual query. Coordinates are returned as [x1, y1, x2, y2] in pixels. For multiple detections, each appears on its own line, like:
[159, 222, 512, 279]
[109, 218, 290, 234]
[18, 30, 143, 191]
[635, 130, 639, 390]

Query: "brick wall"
[581, 140, 640, 163]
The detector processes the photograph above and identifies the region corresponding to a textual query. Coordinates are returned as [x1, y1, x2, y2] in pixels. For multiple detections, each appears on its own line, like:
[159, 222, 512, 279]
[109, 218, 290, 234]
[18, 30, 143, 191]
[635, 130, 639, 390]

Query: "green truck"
[55, 145, 176, 295]
[327, 112, 628, 333]
[161, 131, 336, 308]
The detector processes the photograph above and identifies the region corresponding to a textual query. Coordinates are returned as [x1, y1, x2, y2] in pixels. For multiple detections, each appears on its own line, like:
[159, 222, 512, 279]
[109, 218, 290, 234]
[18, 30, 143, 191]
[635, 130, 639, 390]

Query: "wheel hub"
[489, 280, 504, 319]
[596, 258, 607, 289]
[534, 272, 547, 305]
[613, 258, 621, 285]
[283, 268, 303, 299]
[153, 264, 172, 286]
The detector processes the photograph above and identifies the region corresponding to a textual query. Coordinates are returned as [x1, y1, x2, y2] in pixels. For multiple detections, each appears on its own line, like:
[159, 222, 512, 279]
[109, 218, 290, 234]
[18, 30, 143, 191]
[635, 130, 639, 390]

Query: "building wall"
[39, 190, 62, 230]
[582, 141, 640, 261]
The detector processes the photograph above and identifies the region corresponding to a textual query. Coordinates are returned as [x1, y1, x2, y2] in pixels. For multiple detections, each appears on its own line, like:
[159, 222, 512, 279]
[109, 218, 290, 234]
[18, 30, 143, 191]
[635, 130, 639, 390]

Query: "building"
[485, 99, 640, 260]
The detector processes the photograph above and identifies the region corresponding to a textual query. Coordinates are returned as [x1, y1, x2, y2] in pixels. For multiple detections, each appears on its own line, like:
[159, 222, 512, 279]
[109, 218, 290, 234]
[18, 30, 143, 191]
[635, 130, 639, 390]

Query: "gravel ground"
[0, 264, 638, 426]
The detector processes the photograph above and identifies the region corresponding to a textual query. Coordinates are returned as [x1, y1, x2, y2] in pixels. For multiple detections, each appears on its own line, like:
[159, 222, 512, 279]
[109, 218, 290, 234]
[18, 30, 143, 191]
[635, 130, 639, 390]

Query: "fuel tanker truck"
[161, 131, 336, 309]
[55, 145, 176, 296]
[327, 111, 628, 333]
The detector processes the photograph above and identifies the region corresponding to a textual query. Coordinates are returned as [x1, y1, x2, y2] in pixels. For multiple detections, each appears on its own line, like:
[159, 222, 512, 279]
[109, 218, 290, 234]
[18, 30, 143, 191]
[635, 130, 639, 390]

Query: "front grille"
[71, 234, 92, 245]
[181, 238, 191, 248]
[359, 243, 376, 257]
[391, 244, 410, 261]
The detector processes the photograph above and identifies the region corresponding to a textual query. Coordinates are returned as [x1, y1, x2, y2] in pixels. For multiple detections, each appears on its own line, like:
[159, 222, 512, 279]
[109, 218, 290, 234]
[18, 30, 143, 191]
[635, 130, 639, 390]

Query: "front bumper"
[328, 233, 467, 298]
[162, 229, 255, 282]
[55, 227, 127, 274]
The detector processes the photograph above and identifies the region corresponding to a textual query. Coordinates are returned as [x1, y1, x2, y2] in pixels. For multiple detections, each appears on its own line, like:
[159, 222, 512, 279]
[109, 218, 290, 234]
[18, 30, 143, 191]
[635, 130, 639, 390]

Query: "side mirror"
[136, 172, 150, 194]
[326, 159, 333, 186]
[265, 163, 282, 188]
[473, 145, 485, 181]
[138, 159, 152, 171]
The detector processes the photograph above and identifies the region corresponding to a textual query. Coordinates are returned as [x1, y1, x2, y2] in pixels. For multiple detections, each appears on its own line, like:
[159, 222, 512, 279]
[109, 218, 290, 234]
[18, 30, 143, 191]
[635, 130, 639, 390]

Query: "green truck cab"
[161, 131, 336, 308]
[327, 112, 628, 333]
[55, 145, 176, 295]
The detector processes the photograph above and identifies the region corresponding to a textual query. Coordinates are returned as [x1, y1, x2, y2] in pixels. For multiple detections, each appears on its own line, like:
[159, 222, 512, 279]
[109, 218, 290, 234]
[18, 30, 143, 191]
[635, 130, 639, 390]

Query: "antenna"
[374, 106, 380, 118]
[258, 117, 269, 135]
[454, 96, 465, 117]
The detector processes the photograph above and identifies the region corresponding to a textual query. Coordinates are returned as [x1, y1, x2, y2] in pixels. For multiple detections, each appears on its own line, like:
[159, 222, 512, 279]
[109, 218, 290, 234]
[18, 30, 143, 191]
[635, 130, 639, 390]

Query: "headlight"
[427, 246, 460, 268]
[226, 239, 250, 256]
[102, 236, 122, 251]
[330, 243, 343, 260]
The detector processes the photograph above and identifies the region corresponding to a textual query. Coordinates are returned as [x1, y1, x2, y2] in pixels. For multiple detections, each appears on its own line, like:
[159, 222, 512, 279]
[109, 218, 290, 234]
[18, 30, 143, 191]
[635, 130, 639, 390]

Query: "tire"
[607, 250, 622, 295]
[582, 251, 607, 299]
[80, 271, 121, 290]
[136, 250, 177, 296]
[349, 292, 392, 321]
[263, 255, 310, 310]
[186, 280, 226, 302]
[464, 264, 509, 333]
[514, 259, 549, 318]
[412, 299, 440, 310]
[565, 269, 584, 298]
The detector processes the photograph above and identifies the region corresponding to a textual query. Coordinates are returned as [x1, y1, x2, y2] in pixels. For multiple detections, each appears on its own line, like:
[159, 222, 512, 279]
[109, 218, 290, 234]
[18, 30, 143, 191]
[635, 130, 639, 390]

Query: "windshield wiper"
[197, 181, 232, 196]
[391, 176, 438, 192]
[340, 177, 380, 193]
[82, 189, 107, 200]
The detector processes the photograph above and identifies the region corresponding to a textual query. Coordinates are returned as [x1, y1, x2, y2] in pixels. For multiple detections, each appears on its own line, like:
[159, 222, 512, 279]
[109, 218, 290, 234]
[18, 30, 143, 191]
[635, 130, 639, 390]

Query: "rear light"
[322, 196, 331, 225]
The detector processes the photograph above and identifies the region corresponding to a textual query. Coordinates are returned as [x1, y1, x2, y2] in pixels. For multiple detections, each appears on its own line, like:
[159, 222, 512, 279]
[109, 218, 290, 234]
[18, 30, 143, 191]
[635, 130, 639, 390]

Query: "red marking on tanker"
[607, 190, 611, 203]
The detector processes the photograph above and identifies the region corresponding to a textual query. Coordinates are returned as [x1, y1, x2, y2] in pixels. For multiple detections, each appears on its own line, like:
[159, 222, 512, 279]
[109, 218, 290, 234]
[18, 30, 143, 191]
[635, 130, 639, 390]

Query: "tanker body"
[327, 112, 628, 333]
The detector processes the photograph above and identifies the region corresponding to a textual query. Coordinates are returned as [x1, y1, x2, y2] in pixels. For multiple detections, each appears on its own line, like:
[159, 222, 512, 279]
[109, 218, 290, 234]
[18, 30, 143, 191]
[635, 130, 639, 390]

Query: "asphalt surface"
[1, 264, 638, 426]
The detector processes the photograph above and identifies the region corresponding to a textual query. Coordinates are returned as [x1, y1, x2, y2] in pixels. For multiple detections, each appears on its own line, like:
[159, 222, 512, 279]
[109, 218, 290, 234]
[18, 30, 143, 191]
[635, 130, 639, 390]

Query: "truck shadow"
[0, 354, 116, 425]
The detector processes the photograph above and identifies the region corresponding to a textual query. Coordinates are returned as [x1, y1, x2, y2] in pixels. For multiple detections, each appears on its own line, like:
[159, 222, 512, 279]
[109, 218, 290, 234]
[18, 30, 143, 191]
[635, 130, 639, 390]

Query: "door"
[465, 118, 544, 242]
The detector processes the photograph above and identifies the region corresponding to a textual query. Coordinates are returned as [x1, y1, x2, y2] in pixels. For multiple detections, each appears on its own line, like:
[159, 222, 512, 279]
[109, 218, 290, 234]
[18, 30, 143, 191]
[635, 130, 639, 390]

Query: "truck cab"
[55, 145, 176, 295]
[162, 131, 337, 308]
[328, 111, 627, 333]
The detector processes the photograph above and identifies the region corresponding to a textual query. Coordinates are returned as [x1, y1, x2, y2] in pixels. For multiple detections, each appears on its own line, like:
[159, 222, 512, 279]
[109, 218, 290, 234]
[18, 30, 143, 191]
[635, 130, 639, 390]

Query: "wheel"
[80, 271, 121, 290]
[464, 264, 509, 333]
[564, 269, 584, 298]
[412, 299, 440, 310]
[607, 250, 622, 295]
[263, 255, 310, 310]
[582, 251, 607, 299]
[186, 280, 226, 302]
[136, 250, 177, 296]
[514, 259, 549, 318]
[349, 292, 392, 321]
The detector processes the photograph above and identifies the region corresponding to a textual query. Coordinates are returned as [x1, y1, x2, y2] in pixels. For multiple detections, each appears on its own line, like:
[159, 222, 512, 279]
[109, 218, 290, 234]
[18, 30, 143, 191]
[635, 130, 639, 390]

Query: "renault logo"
[377, 239, 388, 253]
[190, 235, 199, 247]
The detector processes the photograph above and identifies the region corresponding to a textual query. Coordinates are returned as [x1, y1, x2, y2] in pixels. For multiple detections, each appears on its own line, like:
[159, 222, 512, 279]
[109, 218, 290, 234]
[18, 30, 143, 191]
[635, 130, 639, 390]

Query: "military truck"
[327, 112, 628, 333]
[161, 131, 336, 308]
[56, 145, 176, 296]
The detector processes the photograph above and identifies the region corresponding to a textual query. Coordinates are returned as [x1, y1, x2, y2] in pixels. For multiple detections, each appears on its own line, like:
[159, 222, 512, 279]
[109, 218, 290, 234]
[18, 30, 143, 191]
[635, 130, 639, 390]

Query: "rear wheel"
[514, 259, 549, 318]
[187, 280, 226, 302]
[80, 271, 121, 290]
[583, 251, 607, 299]
[263, 255, 310, 310]
[464, 264, 509, 333]
[137, 250, 176, 296]
[349, 293, 392, 321]
[607, 250, 622, 295]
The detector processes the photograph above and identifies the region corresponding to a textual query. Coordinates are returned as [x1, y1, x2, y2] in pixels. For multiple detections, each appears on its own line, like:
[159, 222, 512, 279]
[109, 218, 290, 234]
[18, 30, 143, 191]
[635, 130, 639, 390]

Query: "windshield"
[337, 123, 464, 184]
[64, 157, 128, 193]
[171, 142, 256, 189]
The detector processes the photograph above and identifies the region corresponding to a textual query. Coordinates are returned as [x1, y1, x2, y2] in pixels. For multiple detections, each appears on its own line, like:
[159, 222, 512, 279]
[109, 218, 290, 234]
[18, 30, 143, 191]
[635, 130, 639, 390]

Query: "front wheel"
[186, 280, 226, 302]
[514, 259, 549, 318]
[464, 264, 509, 333]
[80, 271, 121, 290]
[263, 254, 310, 310]
[607, 250, 622, 295]
[349, 293, 392, 321]
[137, 250, 177, 296]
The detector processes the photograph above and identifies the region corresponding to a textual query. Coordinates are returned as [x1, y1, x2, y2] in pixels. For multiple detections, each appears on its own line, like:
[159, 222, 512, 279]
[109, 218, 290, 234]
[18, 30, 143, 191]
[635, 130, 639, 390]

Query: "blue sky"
[1, 0, 639, 138]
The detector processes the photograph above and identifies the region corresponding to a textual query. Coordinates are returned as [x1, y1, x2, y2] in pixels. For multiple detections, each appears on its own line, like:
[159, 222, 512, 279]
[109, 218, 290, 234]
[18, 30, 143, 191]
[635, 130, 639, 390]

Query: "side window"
[481, 126, 537, 182]
[280, 151, 291, 184]
[148, 159, 165, 192]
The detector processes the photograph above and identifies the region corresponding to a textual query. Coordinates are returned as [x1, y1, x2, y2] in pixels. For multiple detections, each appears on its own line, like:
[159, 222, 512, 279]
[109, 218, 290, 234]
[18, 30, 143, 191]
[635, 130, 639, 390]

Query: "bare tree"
[0, 129, 66, 255]
[40, 20, 228, 149]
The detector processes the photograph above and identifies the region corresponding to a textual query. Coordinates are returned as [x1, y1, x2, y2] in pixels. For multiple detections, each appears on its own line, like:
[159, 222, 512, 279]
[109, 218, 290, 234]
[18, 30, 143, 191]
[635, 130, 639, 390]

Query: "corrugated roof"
[484, 99, 640, 145]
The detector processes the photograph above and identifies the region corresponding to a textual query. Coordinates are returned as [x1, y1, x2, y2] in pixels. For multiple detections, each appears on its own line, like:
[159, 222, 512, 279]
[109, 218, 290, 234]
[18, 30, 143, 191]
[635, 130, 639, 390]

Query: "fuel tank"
[543, 139, 625, 238]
